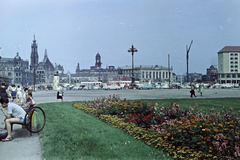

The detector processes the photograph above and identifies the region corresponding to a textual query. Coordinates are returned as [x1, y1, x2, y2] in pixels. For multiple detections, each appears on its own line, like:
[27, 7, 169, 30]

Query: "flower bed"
[72, 95, 240, 159]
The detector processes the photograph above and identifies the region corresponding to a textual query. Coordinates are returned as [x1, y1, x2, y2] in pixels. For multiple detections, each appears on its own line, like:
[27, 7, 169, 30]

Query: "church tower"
[95, 52, 102, 69]
[30, 35, 39, 70]
[76, 63, 81, 74]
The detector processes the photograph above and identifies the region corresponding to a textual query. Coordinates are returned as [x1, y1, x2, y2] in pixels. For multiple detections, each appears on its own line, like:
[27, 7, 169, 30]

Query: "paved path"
[0, 88, 240, 160]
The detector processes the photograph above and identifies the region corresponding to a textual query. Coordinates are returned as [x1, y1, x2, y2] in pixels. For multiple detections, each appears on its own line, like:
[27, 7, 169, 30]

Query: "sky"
[1, 0, 240, 75]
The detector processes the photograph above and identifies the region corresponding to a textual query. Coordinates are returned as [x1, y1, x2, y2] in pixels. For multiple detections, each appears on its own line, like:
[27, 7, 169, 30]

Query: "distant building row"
[1, 36, 238, 85]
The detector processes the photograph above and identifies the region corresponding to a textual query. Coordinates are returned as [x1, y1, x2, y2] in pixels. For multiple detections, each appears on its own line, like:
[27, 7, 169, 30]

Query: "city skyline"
[1, 0, 240, 75]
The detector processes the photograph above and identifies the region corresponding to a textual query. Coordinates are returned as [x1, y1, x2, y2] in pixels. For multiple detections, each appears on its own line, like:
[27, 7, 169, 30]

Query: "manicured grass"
[37, 98, 240, 160]
[136, 97, 240, 114]
[38, 102, 173, 160]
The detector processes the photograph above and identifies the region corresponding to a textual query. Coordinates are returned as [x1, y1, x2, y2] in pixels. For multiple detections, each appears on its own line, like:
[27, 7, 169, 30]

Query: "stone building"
[218, 46, 240, 84]
[0, 52, 29, 85]
[0, 35, 62, 87]
[60, 53, 174, 84]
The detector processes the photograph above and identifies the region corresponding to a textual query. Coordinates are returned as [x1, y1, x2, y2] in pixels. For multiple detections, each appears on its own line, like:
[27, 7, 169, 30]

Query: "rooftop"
[218, 46, 240, 53]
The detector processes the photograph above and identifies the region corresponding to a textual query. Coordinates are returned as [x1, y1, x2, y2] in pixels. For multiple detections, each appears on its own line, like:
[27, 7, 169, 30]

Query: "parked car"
[103, 85, 121, 90]
[137, 84, 154, 90]
[221, 83, 233, 89]
[155, 85, 161, 89]
[234, 83, 239, 88]
[72, 85, 81, 90]
[161, 83, 169, 89]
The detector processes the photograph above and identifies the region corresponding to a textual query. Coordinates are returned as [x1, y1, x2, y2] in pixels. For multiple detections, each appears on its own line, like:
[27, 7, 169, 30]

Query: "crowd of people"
[0, 82, 35, 142]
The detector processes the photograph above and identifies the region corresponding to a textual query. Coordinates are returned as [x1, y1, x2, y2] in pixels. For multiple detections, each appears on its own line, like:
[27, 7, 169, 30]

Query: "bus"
[107, 81, 139, 88]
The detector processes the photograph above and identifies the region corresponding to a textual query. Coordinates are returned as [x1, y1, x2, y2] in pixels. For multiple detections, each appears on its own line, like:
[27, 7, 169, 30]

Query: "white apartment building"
[218, 46, 240, 84]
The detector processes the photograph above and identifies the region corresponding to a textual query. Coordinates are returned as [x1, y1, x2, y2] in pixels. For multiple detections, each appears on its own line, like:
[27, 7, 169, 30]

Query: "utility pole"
[128, 44, 138, 88]
[186, 40, 193, 82]
[168, 54, 170, 88]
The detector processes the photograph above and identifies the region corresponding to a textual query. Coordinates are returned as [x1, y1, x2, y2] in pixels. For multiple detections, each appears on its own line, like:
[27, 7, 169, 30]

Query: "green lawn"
[38, 102, 173, 160]
[37, 98, 240, 160]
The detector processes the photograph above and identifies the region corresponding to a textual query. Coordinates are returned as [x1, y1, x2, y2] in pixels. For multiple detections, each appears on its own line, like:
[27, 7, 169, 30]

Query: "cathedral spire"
[43, 49, 48, 62]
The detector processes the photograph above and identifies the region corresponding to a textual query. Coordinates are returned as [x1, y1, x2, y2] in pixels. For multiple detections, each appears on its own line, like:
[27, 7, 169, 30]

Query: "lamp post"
[186, 40, 193, 82]
[128, 44, 138, 87]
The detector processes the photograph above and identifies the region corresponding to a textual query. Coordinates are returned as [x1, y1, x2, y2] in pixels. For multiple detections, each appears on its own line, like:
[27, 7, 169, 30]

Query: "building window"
[221, 74, 225, 78]
[159, 72, 161, 79]
[227, 74, 231, 78]
[153, 72, 155, 79]
[163, 72, 165, 78]
[227, 80, 231, 83]
[230, 53, 233, 56]
[238, 74, 240, 78]
[16, 73, 18, 76]
[146, 72, 148, 78]
[232, 74, 236, 78]
[142, 72, 144, 78]
[166, 72, 168, 78]
[19, 73, 21, 76]
[156, 72, 158, 79]
[149, 72, 151, 78]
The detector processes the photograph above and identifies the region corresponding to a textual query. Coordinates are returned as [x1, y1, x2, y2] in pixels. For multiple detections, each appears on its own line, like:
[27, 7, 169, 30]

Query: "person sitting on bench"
[20, 91, 36, 112]
[0, 97, 27, 142]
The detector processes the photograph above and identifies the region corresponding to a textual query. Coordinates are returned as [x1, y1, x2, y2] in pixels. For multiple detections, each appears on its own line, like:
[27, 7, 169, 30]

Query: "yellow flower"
[202, 129, 206, 131]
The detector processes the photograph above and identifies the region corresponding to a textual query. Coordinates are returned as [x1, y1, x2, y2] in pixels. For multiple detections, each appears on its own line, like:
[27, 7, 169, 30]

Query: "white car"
[103, 85, 121, 90]
[161, 84, 169, 89]
[72, 85, 81, 90]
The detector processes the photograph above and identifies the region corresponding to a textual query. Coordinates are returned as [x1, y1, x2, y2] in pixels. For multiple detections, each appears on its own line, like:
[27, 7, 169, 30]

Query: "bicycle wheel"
[24, 106, 46, 133]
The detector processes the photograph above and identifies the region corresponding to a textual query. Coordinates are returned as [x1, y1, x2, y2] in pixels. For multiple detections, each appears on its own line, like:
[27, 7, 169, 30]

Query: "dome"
[14, 52, 21, 60]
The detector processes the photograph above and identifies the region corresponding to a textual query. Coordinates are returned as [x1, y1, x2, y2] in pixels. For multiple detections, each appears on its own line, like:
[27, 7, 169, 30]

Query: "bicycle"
[23, 106, 46, 133]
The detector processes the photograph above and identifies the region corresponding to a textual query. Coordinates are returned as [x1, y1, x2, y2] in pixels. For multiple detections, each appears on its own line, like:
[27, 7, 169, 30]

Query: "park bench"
[11, 108, 36, 136]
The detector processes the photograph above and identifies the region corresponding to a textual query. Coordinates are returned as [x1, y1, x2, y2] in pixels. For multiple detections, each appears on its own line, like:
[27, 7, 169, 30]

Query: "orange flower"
[178, 130, 182, 133]
[209, 118, 212, 121]
[164, 136, 168, 140]
[218, 124, 223, 128]
[167, 133, 171, 136]
[213, 128, 219, 132]
[171, 137, 174, 140]
[192, 115, 195, 118]
[223, 136, 226, 139]
[169, 128, 173, 131]
[206, 128, 211, 132]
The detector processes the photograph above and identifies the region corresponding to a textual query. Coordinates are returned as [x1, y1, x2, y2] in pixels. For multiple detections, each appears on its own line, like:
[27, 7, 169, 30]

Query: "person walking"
[56, 83, 63, 102]
[190, 81, 197, 98]
[198, 81, 204, 96]
[10, 85, 17, 102]
[0, 82, 8, 99]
